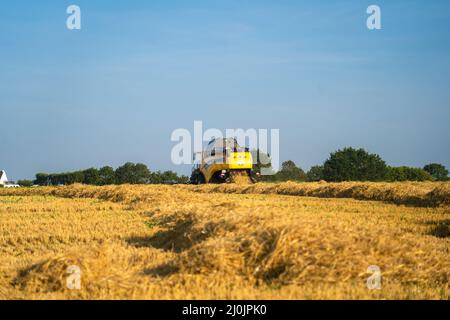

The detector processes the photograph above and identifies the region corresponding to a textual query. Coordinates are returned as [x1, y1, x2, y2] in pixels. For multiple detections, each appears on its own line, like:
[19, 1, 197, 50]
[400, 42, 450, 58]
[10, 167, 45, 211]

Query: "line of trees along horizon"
[254, 147, 449, 183]
[31, 162, 189, 186]
[16, 147, 449, 187]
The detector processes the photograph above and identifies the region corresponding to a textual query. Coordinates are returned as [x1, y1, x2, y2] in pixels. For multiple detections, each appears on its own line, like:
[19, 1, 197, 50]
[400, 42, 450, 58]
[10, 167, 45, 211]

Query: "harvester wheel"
[198, 173, 206, 184]
[190, 171, 206, 184]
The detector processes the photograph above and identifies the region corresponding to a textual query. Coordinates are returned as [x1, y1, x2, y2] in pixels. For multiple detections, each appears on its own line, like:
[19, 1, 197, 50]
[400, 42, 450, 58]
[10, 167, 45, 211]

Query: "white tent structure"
[0, 170, 8, 185]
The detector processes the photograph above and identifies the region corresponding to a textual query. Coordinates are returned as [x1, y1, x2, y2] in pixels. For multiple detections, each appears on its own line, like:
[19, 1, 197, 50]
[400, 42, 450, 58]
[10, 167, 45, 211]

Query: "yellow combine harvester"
[190, 138, 254, 184]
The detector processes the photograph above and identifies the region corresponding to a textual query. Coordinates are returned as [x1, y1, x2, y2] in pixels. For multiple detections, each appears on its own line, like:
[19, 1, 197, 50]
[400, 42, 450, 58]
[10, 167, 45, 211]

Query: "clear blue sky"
[1, 0, 449, 180]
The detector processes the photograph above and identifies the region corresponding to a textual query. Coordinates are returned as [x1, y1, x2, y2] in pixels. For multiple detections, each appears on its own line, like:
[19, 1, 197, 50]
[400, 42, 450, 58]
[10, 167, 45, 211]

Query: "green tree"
[133, 163, 151, 184]
[65, 171, 84, 185]
[83, 168, 100, 185]
[160, 171, 180, 184]
[386, 166, 432, 181]
[115, 162, 151, 184]
[149, 170, 188, 184]
[149, 171, 163, 184]
[423, 163, 449, 181]
[98, 166, 116, 185]
[274, 160, 306, 182]
[322, 147, 388, 182]
[35, 173, 50, 186]
[385, 166, 407, 181]
[306, 165, 324, 182]
[18, 180, 33, 187]
[115, 163, 134, 184]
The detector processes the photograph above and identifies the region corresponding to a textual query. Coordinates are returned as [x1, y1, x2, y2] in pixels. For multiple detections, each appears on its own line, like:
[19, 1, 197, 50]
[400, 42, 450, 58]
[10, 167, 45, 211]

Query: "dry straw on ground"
[0, 182, 449, 299]
[191, 181, 450, 207]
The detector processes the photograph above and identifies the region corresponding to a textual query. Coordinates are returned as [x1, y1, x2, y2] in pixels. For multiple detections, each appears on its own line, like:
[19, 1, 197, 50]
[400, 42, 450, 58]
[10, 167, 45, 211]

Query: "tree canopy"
[322, 147, 388, 182]
[423, 163, 449, 181]
[33, 162, 187, 186]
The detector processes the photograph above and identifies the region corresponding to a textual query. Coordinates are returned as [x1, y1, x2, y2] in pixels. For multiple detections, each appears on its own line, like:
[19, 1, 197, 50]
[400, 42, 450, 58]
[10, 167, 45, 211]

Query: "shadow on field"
[423, 219, 450, 238]
[143, 263, 179, 277]
[126, 215, 212, 253]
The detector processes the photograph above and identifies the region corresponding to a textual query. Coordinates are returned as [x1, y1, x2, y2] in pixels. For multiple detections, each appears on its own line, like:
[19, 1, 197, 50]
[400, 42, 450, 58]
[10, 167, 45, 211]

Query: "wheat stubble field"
[0, 182, 449, 299]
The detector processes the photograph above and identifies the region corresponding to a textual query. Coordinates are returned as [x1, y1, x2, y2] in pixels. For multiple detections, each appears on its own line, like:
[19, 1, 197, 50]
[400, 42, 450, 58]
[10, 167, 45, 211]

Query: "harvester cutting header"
[190, 138, 255, 184]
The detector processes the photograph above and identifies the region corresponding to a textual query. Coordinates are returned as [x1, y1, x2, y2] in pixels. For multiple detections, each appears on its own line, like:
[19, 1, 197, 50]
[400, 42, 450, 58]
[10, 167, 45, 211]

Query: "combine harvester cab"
[190, 138, 254, 184]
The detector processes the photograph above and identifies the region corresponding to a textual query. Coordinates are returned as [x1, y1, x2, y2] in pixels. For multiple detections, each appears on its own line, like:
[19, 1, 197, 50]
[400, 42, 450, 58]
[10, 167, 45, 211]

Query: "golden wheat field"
[0, 182, 449, 300]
